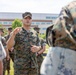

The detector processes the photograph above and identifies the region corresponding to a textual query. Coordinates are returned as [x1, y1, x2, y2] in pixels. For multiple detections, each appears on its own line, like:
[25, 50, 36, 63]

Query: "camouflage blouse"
[14, 27, 42, 70]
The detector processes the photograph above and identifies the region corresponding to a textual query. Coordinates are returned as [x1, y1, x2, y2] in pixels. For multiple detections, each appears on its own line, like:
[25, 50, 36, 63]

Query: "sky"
[0, 0, 74, 14]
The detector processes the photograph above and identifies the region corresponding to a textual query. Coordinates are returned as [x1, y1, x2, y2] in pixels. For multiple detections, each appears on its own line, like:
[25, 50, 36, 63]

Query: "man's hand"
[11, 27, 21, 36]
[7, 27, 21, 50]
[31, 45, 41, 53]
[6, 55, 10, 61]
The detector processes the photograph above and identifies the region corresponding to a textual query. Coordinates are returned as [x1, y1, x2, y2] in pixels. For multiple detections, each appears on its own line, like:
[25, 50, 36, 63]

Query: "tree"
[12, 19, 22, 29]
[39, 33, 46, 39]
[0, 24, 4, 28]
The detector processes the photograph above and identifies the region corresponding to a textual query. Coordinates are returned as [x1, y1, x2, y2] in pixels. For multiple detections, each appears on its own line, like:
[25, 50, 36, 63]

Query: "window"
[9, 22, 12, 24]
[46, 22, 51, 25]
[3, 22, 8, 25]
[46, 16, 57, 20]
[42, 28, 46, 30]
[36, 22, 40, 25]
[51, 17, 57, 19]
[46, 17, 51, 19]
[32, 22, 35, 25]
[41, 22, 45, 25]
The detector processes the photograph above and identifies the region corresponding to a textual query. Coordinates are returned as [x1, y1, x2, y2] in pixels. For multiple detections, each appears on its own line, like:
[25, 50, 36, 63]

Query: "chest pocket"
[29, 34, 38, 45]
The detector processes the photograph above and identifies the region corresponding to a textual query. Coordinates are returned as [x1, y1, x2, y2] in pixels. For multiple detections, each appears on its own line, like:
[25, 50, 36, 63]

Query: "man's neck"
[23, 25, 30, 31]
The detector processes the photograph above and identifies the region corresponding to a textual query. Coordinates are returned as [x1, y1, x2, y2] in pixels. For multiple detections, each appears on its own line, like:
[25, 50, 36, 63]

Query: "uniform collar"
[22, 27, 33, 35]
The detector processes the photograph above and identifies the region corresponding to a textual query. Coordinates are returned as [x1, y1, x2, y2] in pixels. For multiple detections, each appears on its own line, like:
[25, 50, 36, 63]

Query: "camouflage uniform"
[3, 34, 14, 75]
[5, 34, 14, 62]
[33, 27, 46, 74]
[41, 1, 76, 75]
[1, 36, 7, 75]
[14, 27, 41, 75]
[46, 1, 76, 49]
[37, 37, 46, 74]
[52, 1, 76, 49]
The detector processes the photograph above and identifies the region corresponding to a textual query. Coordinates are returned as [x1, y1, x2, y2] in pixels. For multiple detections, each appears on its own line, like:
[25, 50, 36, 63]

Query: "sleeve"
[40, 39, 46, 47]
[36, 33, 41, 46]
[14, 33, 19, 46]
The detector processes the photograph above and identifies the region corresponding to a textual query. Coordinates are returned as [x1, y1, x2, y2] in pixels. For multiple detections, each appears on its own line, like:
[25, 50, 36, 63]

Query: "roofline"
[0, 12, 59, 15]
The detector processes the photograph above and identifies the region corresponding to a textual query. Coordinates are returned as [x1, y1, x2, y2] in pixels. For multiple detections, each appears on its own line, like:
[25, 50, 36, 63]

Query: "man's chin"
[24, 23, 31, 26]
[26, 24, 31, 26]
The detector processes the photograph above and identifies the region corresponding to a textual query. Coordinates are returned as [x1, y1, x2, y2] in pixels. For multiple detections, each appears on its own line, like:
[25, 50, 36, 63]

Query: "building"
[0, 12, 58, 34]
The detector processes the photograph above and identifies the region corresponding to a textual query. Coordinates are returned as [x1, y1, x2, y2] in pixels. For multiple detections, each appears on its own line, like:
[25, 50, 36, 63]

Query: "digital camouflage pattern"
[40, 38, 46, 47]
[34, 27, 46, 74]
[37, 37, 46, 72]
[3, 34, 14, 75]
[5, 34, 14, 62]
[0, 37, 6, 75]
[41, 1, 76, 75]
[14, 27, 42, 75]
[46, 1, 76, 50]
[41, 47, 76, 75]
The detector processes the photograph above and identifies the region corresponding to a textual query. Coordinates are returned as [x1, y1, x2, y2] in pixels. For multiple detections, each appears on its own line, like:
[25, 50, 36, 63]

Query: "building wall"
[0, 12, 58, 34]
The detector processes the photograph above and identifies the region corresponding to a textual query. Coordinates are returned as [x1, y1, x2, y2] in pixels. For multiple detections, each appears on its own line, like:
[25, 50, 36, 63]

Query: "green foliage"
[0, 24, 4, 29]
[39, 33, 46, 39]
[12, 19, 22, 29]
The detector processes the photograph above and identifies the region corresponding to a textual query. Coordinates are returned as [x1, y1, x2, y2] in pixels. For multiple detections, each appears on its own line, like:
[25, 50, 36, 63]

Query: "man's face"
[22, 16, 32, 26]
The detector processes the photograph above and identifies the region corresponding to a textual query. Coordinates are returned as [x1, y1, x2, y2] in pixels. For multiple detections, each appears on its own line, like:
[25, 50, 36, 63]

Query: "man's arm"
[37, 39, 46, 55]
[7, 27, 21, 50]
[7, 33, 15, 50]
[36, 45, 46, 56]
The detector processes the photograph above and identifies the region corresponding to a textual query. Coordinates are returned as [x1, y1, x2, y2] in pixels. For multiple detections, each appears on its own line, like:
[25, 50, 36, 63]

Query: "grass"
[44, 44, 49, 53]
[5, 60, 14, 75]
